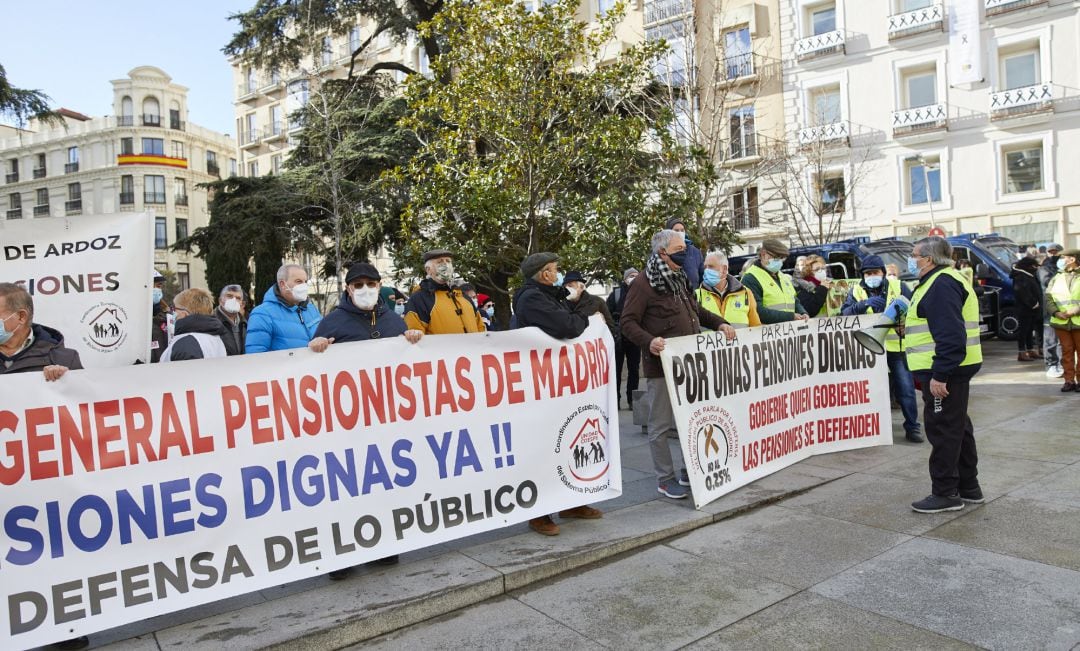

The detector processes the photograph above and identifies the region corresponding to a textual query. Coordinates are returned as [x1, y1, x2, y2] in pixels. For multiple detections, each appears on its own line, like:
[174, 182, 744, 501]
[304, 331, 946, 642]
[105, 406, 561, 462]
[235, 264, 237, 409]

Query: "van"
[946, 234, 1018, 339]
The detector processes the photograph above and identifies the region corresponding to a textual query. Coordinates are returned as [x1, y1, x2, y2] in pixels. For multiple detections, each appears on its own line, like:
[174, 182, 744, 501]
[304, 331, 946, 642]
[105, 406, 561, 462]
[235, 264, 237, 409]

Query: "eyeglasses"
[173, 305, 190, 315]
[349, 280, 380, 289]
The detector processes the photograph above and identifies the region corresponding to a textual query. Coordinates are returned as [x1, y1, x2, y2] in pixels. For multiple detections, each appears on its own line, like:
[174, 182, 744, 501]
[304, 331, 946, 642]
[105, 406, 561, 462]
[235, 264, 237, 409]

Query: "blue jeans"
[887, 351, 920, 435]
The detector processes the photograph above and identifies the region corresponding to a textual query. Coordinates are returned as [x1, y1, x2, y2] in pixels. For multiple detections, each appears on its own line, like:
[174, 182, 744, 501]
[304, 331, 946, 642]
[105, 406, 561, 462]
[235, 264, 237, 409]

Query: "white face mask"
[351, 286, 380, 310]
[814, 269, 828, 282]
[434, 262, 454, 283]
[288, 282, 310, 302]
[223, 297, 242, 314]
[394, 303, 405, 315]
[566, 285, 582, 301]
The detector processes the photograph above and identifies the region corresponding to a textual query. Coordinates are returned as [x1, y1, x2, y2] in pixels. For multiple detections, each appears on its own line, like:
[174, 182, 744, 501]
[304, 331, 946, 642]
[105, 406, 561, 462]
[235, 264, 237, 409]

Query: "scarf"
[645, 253, 690, 297]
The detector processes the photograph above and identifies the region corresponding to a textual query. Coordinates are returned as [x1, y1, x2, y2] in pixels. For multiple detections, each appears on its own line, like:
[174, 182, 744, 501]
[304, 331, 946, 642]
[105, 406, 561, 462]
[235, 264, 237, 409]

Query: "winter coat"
[215, 306, 248, 356]
[404, 278, 485, 334]
[683, 242, 705, 289]
[0, 324, 83, 374]
[512, 279, 589, 339]
[1010, 267, 1043, 312]
[161, 315, 229, 362]
[620, 273, 727, 378]
[574, 291, 618, 340]
[150, 303, 170, 363]
[245, 285, 323, 353]
[795, 276, 829, 317]
[314, 292, 407, 342]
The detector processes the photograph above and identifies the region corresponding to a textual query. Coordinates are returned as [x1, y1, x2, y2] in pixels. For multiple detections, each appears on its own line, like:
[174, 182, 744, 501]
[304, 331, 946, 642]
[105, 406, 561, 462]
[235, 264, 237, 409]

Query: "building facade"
[779, 0, 1080, 249]
[0, 66, 237, 290]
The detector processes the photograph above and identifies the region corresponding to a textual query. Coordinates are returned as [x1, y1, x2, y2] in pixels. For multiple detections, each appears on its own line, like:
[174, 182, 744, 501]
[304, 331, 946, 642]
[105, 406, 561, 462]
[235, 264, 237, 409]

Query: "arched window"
[142, 97, 160, 126]
[120, 96, 133, 126]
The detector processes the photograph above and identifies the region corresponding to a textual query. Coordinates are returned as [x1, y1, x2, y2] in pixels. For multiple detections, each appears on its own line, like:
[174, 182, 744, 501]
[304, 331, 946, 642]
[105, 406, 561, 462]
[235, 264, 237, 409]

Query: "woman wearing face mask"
[794, 254, 831, 318]
[308, 262, 423, 353]
[1045, 249, 1080, 391]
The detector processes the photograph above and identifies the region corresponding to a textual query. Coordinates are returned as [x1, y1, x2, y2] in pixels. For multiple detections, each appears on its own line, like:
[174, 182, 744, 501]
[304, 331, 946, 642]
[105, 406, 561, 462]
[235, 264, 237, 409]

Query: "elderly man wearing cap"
[1039, 243, 1065, 378]
[607, 268, 641, 410]
[741, 238, 809, 324]
[404, 250, 486, 335]
[665, 217, 705, 288]
[308, 262, 424, 352]
[513, 252, 605, 535]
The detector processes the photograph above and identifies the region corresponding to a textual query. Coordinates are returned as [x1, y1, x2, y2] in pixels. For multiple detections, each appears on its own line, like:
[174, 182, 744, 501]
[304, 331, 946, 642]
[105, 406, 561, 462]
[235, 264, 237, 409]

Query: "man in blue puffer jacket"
[245, 264, 323, 353]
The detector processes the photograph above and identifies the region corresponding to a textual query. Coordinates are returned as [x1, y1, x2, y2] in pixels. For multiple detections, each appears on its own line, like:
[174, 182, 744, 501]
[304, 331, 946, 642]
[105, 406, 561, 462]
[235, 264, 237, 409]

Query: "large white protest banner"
[0, 213, 154, 367]
[0, 319, 618, 648]
[948, 0, 982, 85]
[661, 315, 892, 509]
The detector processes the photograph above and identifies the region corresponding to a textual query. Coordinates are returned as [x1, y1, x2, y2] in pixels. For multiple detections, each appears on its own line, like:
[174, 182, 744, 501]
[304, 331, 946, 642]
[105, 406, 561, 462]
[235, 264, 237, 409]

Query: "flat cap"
[760, 238, 790, 258]
[345, 262, 381, 283]
[423, 249, 454, 263]
[1047, 243, 1063, 253]
[521, 252, 559, 279]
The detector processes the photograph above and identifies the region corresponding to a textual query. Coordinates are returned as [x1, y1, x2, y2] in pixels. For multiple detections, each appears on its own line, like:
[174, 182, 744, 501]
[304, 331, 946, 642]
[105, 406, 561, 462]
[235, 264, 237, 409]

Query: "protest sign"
[0, 319, 619, 648]
[0, 213, 154, 367]
[661, 315, 892, 509]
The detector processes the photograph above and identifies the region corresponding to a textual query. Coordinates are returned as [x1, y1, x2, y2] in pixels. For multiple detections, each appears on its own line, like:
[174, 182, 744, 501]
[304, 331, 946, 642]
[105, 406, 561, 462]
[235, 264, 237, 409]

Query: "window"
[245, 113, 258, 143]
[729, 106, 756, 159]
[120, 137, 134, 155]
[67, 147, 79, 164]
[723, 27, 753, 79]
[810, 85, 842, 125]
[144, 175, 166, 204]
[906, 156, 941, 205]
[7, 192, 21, 218]
[36, 188, 48, 205]
[270, 105, 283, 134]
[206, 150, 219, 176]
[597, 0, 616, 16]
[155, 216, 168, 249]
[1002, 143, 1043, 194]
[142, 97, 160, 126]
[321, 36, 333, 66]
[377, 29, 391, 49]
[177, 263, 191, 291]
[271, 154, 283, 175]
[67, 182, 81, 200]
[170, 109, 182, 130]
[175, 217, 189, 241]
[900, 0, 932, 10]
[142, 138, 164, 155]
[34, 153, 46, 178]
[811, 4, 836, 35]
[229, 158, 238, 177]
[246, 68, 257, 93]
[1001, 45, 1039, 90]
[120, 175, 134, 204]
[5, 158, 16, 183]
[419, 49, 432, 78]
[818, 174, 846, 213]
[648, 21, 688, 86]
[731, 186, 759, 230]
[120, 96, 133, 125]
[172, 141, 185, 159]
[174, 178, 187, 206]
[349, 26, 361, 52]
[902, 67, 936, 108]
[248, 161, 260, 177]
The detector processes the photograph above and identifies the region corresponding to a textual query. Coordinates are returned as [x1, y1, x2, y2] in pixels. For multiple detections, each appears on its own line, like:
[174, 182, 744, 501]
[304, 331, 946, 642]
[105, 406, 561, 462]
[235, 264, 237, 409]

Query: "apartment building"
[0, 66, 237, 289]
[779, 0, 1080, 247]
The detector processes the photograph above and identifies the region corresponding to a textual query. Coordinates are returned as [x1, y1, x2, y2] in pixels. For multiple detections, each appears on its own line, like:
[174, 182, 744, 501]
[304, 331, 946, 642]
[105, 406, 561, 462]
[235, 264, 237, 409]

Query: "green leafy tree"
[0, 63, 63, 127]
[394, 0, 696, 322]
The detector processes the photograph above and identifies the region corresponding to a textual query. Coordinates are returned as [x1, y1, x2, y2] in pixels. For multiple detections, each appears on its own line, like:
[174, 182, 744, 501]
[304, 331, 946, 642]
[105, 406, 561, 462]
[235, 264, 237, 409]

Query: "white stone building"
[0, 66, 237, 290]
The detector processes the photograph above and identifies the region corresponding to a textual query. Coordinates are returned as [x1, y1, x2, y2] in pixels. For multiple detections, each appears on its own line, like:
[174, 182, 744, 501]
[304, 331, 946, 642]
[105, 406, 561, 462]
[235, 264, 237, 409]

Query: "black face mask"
[667, 250, 688, 268]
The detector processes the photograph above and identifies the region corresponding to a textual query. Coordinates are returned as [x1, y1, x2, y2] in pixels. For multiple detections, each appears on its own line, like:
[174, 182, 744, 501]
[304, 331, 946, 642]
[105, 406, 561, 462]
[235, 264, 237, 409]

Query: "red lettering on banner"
[221, 385, 246, 449]
[413, 361, 434, 415]
[336, 370, 361, 430]
[58, 403, 94, 473]
[27, 407, 59, 480]
[434, 360, 457, 415]
[357, 368, 382, 428]
[481, 354, 504, 407]
[123, 397, 157, 463]
[247, 381, 272, 444]
[394, 365, 416, 421]
[158, 394, 191, 459]
[455, 357, 475, 410]
[530, 349, 554, 400]
[188, 391, 212, 454]
[299, 375, 322, 435]
[95, 399, 125, 470]
[271, 378, 300, 439]
[503, 352, 523, 405]
[556, 347, 574, 397]
[0, 409, 21, 485]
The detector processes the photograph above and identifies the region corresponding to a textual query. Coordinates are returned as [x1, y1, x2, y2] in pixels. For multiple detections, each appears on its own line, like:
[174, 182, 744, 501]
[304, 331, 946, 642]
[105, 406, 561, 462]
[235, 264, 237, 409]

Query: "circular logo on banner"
[554, 404, 611, 495]
[686, 405, 739, 493]
[80, 302, 130, 353]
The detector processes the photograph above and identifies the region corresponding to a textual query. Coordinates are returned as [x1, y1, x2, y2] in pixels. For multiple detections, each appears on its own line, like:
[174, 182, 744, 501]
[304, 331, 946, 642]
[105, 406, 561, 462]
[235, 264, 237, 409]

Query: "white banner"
[661, 316, 892, 509]
[0, 213, 153, 367]
[948, 0, 982, 85]
[0, 319, 619, 648]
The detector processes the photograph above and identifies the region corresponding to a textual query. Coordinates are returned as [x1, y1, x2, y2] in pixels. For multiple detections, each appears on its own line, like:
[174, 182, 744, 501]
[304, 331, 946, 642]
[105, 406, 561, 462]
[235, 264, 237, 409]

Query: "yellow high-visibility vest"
[852, 278, 902, 352]
[905, 267, 983, 371]
[694, 286, 752, 326]
[744, 264, 796, 316]
[1048, 271, 1080, 328]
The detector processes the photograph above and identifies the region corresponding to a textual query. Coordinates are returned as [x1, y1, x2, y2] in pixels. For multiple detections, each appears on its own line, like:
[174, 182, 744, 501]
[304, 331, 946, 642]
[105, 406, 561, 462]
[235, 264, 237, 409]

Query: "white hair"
[651, 229, 685, 255]
[705, 251, 728, 266]
[276, 264, 307, 283]
[914, 237, 953, 266]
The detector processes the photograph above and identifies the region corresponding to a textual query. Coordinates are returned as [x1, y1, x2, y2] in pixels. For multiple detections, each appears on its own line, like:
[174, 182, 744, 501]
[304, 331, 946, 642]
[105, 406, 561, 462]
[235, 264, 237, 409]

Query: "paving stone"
[780, 473, 973, 535]
[864, 450, 1066, 498]
[975, 427, 1080, 464]
[669, 505, 909, 589]
[88, 634, 160, 651]
[812, 538, 1080, 650]
[684, 591, 977, 650]
[513, 545, 797, 651]
[591, 475, 663, 513]
[698, 463, 848, 518]
[926, 496, 1080, 571]
[90, 591, 265, 651]
[800, 442, 921, 473]
[1010, 462, 1080, 508]
[354, 597, 604, 650]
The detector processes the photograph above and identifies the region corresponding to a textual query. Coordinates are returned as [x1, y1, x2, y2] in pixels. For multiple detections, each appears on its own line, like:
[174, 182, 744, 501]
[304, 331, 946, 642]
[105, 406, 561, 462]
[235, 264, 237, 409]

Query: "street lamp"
[905, 154, 938, 230]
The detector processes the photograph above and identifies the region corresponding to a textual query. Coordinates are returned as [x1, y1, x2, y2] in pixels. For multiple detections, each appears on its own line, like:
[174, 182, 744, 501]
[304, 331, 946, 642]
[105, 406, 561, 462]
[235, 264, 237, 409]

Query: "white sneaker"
[1047, 366, 1064, 379]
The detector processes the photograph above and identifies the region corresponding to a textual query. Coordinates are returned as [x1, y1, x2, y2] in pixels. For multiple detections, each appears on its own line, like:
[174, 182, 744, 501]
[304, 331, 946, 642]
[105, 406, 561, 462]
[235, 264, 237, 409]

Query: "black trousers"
[614, 336, 640, 404]
[917, 373, 979, 496]
[1017, 307, 1041, 352]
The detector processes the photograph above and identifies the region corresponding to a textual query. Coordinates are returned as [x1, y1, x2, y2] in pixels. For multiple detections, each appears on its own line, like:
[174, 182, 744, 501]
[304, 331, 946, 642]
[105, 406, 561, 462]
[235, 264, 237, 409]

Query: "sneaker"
[905, 430, 924, 443]
[678, 468, 691, 486]
[529, 515, 560, 536]
[959, 488, 985, 504]
[658, 479, 689, 499]
[559, 505, 602, 519]
[1047, 366, 1065, 378]
[911, 494, 964, 513]
[366, 554, 400, 566]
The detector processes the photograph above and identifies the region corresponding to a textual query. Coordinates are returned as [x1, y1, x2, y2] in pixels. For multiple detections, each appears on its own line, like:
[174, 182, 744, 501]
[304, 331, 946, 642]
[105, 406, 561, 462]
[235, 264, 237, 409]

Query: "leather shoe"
[1062, 382, 1076, 392]
[905, 431, 924, 443]
[559, 505, 602, 519]
[529, 515, 560, 536]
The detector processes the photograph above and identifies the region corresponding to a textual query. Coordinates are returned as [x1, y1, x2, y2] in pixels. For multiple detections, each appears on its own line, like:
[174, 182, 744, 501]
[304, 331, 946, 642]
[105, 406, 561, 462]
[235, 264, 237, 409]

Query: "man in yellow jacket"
[694, 251, 761, 328]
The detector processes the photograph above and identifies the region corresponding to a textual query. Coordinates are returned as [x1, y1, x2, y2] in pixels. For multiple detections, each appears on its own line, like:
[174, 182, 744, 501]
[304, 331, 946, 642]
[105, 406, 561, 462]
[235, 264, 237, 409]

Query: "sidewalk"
[84, 340, 1078, 650]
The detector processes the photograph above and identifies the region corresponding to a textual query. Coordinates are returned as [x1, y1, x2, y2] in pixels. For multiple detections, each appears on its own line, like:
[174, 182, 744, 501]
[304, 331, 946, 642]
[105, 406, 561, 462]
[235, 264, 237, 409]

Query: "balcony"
[888, 2, 944, 41]
[142, 114, 161, 127]
[644, 0, 690, 26]
[259, 74, 284, 94]
[33, 205, 50, 216]
[725, 134, 761, 166]
[207, 161, 220, 177]
[65, 162, 79, 174]
[238, 83, 260, 101]
[241, 129, 262, 149]
[33, 167, 46, 179]
[65, 199, 82, 213]
[892, 103, 948, 139]
[795, 30, 845, 63]
[116, 115, 134, 127]
[7, 209, 22, 219]
[169, 119, 186, 131]
[119, 192, 135, 205]
[4, 172, 17, 183]
[175, 195, 188, 207]
[798, 121, 850, 147]
[717, 52, 757, 86]
[731, 209, 760, 231]
[990, 83, 1053, 122]
[264, 122, 286, 140]
[985, 0, 1048, 18]
[144, 192, 166, 205]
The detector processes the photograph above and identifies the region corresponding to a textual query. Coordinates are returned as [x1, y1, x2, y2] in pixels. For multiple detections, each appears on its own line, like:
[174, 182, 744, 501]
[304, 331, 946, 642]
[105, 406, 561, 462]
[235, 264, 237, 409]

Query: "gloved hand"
[865, 296, 887, 312]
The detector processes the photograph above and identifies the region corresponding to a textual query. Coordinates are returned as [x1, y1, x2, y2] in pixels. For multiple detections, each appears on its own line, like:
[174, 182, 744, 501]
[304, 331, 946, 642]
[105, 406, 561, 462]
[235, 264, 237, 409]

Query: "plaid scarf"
[645, 252, 690, 297]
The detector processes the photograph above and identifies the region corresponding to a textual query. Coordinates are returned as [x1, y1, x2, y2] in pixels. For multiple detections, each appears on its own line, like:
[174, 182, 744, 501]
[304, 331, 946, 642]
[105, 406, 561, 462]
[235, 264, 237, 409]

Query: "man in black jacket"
[308, 262, 423, 350]
[606, 268, 640, 410]
[513, 252, 602, 536]
[215, 284, 248, 356]
[0, 282, 82, 380]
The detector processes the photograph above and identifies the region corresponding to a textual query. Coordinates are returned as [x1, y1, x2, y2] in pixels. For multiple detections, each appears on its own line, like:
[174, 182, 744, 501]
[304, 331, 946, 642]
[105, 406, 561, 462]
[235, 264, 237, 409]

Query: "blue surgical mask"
[555, 272, 565, 287]
[764, 259, 783, 273]
[153, 288, 163, 304]
[394, 303, 405, 315]
[864, 275, 883, 289]
[0, 313, 18, 345]
[1058, 258, 1067, 272]
[702, 268, 722, 287]
[907, 257, 920, 276]
[485, 306, 495, 318]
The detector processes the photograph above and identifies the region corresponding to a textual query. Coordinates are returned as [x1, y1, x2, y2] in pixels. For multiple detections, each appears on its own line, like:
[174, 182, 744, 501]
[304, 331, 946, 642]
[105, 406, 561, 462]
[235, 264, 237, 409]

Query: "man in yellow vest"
[1045, 248, 1080, 391]
[841, 255, 922, 443]
[695, 252, 761, 328]
[904, 237, 984, 514]
[741, 239, 809, 324]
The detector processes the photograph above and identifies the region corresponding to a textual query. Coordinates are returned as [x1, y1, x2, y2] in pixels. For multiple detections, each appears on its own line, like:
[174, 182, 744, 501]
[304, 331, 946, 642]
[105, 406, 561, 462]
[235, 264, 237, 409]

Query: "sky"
[0, 0, 255, 136]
